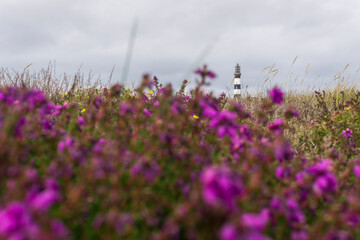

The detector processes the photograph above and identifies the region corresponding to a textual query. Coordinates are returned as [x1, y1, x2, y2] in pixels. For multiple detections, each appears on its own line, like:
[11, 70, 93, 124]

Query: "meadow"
[0, 64, 360, 240]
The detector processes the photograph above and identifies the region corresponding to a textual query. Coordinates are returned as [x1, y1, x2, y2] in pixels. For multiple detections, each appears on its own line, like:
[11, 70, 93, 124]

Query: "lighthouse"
[233, 63, 241, 98]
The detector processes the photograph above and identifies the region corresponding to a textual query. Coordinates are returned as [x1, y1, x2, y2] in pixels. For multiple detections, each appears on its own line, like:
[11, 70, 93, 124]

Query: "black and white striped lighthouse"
[233, 63, 241, 97]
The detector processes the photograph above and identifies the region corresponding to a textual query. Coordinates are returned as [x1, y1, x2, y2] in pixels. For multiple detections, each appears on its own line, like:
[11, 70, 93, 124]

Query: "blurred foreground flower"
[0, 202, 39, 239]
[354, 165, 360, 180]
[201, 166, 243, 210]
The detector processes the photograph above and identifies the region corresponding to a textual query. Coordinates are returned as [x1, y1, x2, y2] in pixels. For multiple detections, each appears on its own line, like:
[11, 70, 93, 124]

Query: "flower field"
[1, 66, 360, 240]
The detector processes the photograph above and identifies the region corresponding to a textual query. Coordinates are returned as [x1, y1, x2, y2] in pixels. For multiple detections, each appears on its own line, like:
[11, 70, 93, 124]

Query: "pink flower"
[201, 166, 243, 210]
[220, 224, 239, 240]
[242, 209, 270, 231]
[51, 219, 69, 238]
[342, 128, 353, 140]
[194, 65, 217, 79]
[268, 119, 284, 134]
[29, 189, 61, 212]
[268, 86, 284, 105]
[77, 117, 85, 126]
[354, 165, 360, 180]
[312, 173, 337, 196]
[0, 202, 39, 239]
[143, 108, 151, 116]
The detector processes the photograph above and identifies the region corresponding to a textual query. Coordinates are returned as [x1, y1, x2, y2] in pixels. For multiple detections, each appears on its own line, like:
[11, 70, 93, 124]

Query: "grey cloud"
[1, 0, 360, 94]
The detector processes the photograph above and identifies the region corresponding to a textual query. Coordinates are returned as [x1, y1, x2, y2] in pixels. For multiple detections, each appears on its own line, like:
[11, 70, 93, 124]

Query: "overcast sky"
[1, 0, 360, 94]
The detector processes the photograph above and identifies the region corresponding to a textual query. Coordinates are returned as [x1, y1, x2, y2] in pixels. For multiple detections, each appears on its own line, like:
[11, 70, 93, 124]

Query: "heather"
[1, 65, 360, 240]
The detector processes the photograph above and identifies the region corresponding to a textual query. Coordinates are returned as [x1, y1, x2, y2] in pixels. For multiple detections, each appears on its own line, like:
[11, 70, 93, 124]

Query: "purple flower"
[42, 118, 55, 130]
[268, 119, 284, 134]
[284, 107, 299, 118]
[242, 231, 271, 240]
[57, 141, 65, 152]
[58, 138, 73, 152]
[0, 202, 39, 239]
[354, 165, 360, 180]
[51, 219, 69, 238]
[119, 103, 135, 116]
[29, 189, 61, 212]
[342, 128, 353, 140]
[25, 169, 38, 181]
[275, 167, 291, 179]
[194, 65, 217, 79]
[130, 160, 161, 183]
[0, 202, 27, 235]
[203, 105, 218, 118]
[345, 212, 360, 227]
[292, 231, 308, 240]
[239, 124, 252, 140]
[143, 108, 151, 116]
[231, 137, 245, 153]
[268, 86, 284, 105]
[14, 117, 26, 138]
[209, 111, 238, 138]
[274, 142, 294, 163]
[77, 117, 85, 126]
[307, 159, 332, 175]
[312, 173, 337, 196]
[295, 171, 306, 183]
[285, 199, 305, 224]
[201, 166, 243, 210]
[53, 105, 62, 116]
[94, 96, 103, 109]
[270, 196, 282, 211]
[241, 209, 270, 231]
[220, 224, 239, 240]
[307, 159, 337, 196]
[93, 138, 106, 154]
[44, 178, 60, 192]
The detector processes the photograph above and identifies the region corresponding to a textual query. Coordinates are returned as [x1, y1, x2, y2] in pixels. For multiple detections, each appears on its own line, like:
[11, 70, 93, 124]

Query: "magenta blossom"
[241, 208, 270, 231]
[342, 128, 353, 140]
[284, 107, 299, 118]
[268, 86, 284, 105]
[274, 142, 294, 163]
[354, 165, 360, 180]
[0, 202, 39, 239]
[51, 219, 69, 238]
[268, 119, 284, 134]
[77, 117, 85, 126]
[275, 166, 291, 179]
[307, 159, 332, 175]
[143, 108, 151, 116]
[220, 224, 239, 240]
[194, 65, 217, 79]
[201, 166, 243, 210]
[58, 138, 73, 152]
[312, 173, 337, 196]
[292, 231, 308, 240]
[285, 198, 305, 224]
[29, 189, 61, 212]
[209, 111, 238, 138]
[308, 159, 337, 196]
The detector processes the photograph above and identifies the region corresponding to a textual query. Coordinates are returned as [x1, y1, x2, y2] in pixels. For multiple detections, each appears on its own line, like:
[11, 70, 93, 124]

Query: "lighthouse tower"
[233, 63, 241, 98]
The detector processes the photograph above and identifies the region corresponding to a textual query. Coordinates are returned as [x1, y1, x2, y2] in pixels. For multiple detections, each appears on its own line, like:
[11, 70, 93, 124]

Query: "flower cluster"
[0, 70, 360, 239]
